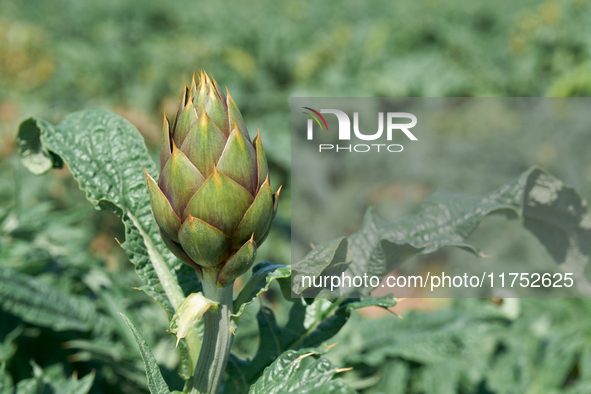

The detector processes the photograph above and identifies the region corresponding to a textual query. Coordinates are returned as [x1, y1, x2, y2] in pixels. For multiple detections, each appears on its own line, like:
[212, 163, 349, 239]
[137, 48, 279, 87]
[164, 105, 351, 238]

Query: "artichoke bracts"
[146, 72, 280, 286]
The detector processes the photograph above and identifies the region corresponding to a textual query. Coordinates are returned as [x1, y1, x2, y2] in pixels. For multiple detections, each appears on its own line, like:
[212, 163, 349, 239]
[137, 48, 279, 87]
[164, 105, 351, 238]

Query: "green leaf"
[225, 304, 318, 394]
[16, 110, 195, 315]
[15, 376, 43, 394]
[295, 167, 591, 297]
[325, 298, 591, 394]
[247, 348, 356, 394]
[120, 313, 172, 394]
[0, 326, 22, 362]
[342, 306, 507, 367]
[291, 237, 350, 296]
[225, 297, 389, 393]
[63, 339, 126, 363]
[13, 361, 94, 394]
[0, 266, 107, 332]
[0, 363, 12, 394]
[14, 110, 205, 378]
[345, 295, 397, 312]
[373, 361, 408, 394]
[233, 262, 292, 319]
[52, 374, 95, 394]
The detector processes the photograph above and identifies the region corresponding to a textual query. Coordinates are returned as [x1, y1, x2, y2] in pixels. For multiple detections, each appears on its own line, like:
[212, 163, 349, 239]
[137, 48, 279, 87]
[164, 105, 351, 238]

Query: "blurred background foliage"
[1, 0, 591, 393]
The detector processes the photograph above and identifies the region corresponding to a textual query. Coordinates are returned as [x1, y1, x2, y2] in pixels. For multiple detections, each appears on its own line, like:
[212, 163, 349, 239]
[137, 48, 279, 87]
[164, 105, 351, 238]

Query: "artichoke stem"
[189, 268, 234, 394]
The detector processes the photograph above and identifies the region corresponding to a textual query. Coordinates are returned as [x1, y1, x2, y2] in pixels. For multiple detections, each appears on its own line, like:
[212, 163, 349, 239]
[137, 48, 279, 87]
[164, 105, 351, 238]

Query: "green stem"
[189, 269, 234, 394]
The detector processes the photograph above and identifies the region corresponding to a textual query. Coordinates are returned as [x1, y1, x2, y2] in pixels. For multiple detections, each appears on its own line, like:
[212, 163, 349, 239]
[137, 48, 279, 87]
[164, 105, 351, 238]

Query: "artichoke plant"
[146, 71, 280, 286]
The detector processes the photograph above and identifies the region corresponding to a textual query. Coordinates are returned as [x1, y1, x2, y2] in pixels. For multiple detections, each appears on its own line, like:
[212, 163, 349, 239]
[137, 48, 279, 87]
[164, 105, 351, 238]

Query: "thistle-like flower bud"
[146, 71, 280, 286]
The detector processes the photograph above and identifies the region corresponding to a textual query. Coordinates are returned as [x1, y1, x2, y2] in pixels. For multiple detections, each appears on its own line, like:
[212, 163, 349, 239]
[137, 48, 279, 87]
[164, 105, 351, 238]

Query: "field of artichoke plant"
[2, 0, 591, 393]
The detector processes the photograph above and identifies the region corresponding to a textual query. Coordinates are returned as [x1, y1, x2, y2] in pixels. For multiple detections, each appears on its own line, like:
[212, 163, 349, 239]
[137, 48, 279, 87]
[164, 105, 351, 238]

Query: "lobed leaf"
[120, 313, 172, 394]
[294, 167, 591, 297]
[15, 109, 203, 375]
[16, 110, 199, 315]
[225, 297, 389, 393]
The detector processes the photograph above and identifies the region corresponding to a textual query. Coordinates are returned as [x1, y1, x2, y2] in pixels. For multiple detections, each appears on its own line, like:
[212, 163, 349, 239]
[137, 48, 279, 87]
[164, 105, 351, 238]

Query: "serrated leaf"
[294, 167, 591, 297]
[225, 297, 390, 393]
[0, 266, 107, 332]
[16, 110, 195, 313]
[247, 348, 356, 394]
[15, 110, 201, 372]
[120, 313, 172, 394]
[233, 262, 291, 319]
[225, 304, 316, 394]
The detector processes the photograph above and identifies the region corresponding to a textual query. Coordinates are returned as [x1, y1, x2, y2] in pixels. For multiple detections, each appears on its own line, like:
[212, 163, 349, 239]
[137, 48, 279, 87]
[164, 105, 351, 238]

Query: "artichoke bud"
[216, 235, 257, 287]
[147, 71, 278, 283]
